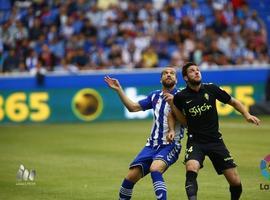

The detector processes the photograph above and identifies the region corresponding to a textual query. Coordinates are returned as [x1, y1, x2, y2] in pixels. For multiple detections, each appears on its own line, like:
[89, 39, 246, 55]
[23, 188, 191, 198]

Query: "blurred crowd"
[0, 0, 269, 74]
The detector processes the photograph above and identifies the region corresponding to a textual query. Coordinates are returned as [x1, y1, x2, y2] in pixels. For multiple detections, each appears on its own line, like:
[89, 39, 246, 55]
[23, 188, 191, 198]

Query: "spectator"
[25, 49, 38, 71]
[60, 16, 75, 39]
[39, 44, 56, 71]
[28, 18, 43, 41]
[2, 49, 20, 72]
[108, 44, 124, 69]
[170, 42, 185, 67]
[72, 47, 90, 70]
[122, 42, 141, 69]
[217, 30, 232, 56]
[140, 46, 158, 68]
[55, 58, 79, 73]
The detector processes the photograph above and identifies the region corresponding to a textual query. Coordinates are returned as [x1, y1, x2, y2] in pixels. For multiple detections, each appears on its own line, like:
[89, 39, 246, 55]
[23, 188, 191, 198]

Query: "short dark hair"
[181, 62, 198, 77]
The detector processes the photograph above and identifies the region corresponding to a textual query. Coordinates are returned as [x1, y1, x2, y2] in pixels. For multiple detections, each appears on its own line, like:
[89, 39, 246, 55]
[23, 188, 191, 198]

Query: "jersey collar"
[186, 84, 204, 93]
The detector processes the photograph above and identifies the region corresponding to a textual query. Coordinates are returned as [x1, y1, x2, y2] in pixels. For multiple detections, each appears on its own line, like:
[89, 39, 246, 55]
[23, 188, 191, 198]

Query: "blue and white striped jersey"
[138, 88, 184, 147]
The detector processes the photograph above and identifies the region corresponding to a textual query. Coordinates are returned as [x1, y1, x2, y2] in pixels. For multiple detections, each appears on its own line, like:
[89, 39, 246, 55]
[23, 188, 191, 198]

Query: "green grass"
[0, 117, 270, 200]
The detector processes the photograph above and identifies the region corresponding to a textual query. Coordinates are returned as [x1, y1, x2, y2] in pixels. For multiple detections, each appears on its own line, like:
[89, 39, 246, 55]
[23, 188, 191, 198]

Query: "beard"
[188, 78, 201, 86]
[162, 79, 176, 89]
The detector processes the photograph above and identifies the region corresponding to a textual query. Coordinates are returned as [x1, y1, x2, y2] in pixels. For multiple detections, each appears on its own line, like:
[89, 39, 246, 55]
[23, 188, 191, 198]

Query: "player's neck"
[162, 86, 175, 93]
[188, 83, 201, 92]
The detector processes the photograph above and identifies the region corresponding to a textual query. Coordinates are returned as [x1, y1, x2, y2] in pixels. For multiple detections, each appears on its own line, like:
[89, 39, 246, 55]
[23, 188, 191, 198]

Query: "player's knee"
[230, 175, 241, 186]
[126, 167, 142, 183]
[150, 160, 166, 173]
[186, 160, 200, 172]
[224, 168, 241, 186]
[150, 165, 163, 173]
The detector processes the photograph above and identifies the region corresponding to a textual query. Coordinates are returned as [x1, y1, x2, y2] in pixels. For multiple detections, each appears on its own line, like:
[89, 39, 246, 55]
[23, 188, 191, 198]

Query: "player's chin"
[163, 80, 175, 88]
[194, 77, 201, 81]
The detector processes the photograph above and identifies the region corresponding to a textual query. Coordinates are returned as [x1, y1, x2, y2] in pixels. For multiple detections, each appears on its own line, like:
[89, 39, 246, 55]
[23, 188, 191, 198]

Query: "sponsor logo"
[259, 154, 270, 191]
[72, 88, 103, 121]
[157, 193, 163, 199]
[260, 154, 270, 181]
[204, 93, 209, 101]
[186, 100, 192, 104]
[188, 103, 212, 116]
[16, 164, 36, 185]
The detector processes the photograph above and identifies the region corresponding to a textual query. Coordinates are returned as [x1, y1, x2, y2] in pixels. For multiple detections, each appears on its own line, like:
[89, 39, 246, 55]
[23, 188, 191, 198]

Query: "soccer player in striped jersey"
[104, 67, 186, 200]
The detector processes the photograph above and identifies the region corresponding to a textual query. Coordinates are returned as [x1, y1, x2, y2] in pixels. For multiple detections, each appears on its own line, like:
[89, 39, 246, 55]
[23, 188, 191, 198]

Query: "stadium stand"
[245, 0, 270, 47]
[0, 0, 269, 74]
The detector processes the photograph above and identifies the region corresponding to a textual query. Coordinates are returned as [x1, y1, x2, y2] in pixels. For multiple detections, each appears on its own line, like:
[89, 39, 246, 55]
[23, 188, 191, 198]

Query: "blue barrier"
[0, 67, 269, 124]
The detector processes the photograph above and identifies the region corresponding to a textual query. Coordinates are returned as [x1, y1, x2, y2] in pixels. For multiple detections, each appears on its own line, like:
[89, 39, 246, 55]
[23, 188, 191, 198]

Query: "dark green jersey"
[173, 83, 231, 143]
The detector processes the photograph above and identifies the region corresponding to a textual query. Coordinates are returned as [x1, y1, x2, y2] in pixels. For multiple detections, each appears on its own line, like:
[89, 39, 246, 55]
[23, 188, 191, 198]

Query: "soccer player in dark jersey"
[104, 67, 186, 200]
[164, 62, 260, 200]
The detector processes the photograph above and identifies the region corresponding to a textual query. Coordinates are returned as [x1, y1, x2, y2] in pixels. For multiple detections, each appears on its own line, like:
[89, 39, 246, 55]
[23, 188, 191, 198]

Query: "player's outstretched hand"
[166, 130, 175, 143]
[104, 76, 121, 91]
[246, 114, 260, 126]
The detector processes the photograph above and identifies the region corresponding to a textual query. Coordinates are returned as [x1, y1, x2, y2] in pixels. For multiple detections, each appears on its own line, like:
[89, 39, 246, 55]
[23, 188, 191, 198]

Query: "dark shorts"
[130, 143, 181, 177]
[184, 139, 237, 175]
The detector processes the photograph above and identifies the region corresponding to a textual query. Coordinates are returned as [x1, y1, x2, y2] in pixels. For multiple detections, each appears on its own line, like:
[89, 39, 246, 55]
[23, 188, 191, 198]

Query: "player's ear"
[183, 76, 188, 82]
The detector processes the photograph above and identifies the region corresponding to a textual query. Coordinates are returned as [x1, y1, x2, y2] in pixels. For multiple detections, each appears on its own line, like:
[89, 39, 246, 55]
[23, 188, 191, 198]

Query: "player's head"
[182, 62, 201, 86]
[160, 67, 177, 89]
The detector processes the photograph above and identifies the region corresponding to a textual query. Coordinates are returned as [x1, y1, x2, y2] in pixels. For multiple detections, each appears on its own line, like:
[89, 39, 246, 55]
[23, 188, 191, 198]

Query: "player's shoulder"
[148, 89, 162, 97]
[203, 82, 219, 90]
[177, 87, 188, 94]
[152, 89, 162, 94]
[174, 87, 188, 99]
[173, 88, 181, 95]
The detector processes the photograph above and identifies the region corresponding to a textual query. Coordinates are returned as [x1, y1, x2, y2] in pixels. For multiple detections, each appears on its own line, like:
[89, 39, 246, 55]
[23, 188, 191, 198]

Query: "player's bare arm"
[228, 97, 260, 125]
[166, 112, 176, 143]
[163, 93, 187, 126]
[104, 76, 142, 112]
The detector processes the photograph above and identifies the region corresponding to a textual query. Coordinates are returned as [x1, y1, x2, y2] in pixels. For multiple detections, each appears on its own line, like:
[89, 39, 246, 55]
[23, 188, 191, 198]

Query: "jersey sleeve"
[173, 92, 184, 110]
[138, 92, 153, 111]
[210, 84, 231, 104]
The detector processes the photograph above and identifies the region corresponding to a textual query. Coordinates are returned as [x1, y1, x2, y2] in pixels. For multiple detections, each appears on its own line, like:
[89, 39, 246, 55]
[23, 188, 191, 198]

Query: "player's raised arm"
[104, 76, 142, 112]
[228, 97, 260, 125]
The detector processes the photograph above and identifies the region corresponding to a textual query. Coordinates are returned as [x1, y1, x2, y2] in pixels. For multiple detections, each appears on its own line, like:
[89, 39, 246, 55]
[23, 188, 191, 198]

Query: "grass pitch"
[0, 117, 270, 200]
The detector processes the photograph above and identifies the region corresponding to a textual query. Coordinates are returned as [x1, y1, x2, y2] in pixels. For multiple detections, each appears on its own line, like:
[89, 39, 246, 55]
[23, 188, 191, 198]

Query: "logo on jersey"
[204, 93, 209, 101]
[260, 154, 270, 181]
[186, 100, 192, 104]
[189, 103, 212, 117]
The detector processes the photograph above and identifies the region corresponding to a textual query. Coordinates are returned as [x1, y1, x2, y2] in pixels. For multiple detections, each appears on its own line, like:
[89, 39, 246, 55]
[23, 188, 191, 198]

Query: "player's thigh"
[185, 142, 205, 171]
[129, 146, 154, 177]
[152, 143, 181, 170]
[150, 159, 167, 173]
[207, 141, 237, 175]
